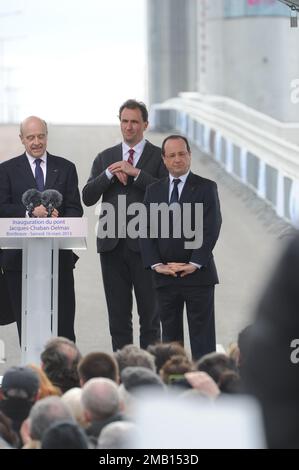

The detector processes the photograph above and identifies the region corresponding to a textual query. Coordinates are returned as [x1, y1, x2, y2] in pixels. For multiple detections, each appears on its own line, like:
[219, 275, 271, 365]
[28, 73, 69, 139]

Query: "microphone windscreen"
[22, 189, 42, 207]
[41, 190, 63, 208]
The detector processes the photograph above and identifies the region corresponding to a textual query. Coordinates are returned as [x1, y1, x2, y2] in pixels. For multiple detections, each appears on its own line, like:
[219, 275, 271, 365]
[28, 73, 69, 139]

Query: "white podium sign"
[0, 218, 87, 365]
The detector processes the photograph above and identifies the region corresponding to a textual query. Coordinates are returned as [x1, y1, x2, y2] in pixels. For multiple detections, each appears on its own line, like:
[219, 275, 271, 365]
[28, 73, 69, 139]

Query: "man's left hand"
[51, 208, 59, 218]
[108, 160, 140, 178]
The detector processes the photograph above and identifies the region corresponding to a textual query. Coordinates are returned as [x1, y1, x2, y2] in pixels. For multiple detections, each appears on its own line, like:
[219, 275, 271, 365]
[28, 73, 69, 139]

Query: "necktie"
[169, 178, 181, 204]
[34, 159, 45, 191]
[128, 148, 135, 166]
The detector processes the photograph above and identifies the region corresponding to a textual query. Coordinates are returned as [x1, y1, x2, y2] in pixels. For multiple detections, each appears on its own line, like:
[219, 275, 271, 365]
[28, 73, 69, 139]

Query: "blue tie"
[170, 178, 181, 204]
[34, 159, 44, 191]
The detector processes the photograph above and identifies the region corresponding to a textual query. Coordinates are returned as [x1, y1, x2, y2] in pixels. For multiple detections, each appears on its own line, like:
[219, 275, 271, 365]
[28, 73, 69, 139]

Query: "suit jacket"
[82, 140, 167, 253]
[0, 152, 83, 270]
[140, 172, 222, 288]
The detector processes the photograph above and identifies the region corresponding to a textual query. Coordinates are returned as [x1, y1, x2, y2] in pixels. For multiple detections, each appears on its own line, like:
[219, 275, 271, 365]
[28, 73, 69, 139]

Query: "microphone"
[22, 189, 42, 217]
[41, 190, 63, 217]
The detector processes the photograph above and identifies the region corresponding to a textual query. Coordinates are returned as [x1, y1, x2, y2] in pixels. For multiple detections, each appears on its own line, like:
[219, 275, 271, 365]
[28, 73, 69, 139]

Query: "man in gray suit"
[82, 100, 167, 351]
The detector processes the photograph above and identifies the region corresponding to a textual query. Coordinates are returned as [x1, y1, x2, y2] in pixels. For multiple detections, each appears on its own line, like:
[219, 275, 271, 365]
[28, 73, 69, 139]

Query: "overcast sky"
[0, 0, 146, 124]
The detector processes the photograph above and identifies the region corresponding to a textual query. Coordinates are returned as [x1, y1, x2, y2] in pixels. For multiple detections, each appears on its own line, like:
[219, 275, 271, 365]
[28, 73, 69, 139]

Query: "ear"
[119, 397, 125, 413]
[144, 121, 149, 131]
[79, 378, 85, 388]
[83, 409, 92, 423]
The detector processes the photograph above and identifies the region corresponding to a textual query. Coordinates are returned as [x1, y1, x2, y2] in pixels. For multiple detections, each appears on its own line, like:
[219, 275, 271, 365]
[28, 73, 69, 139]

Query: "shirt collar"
[169, 170, 190, 185]
[26, 152, 47, 165]
[122, 139, 146, 155]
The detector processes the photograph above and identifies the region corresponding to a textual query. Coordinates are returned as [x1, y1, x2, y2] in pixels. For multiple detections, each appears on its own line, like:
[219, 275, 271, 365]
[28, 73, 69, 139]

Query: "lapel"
[136, 141, 152, 170]
[45, 153, 59, 189]
[16, 153, 37, 188]
[161, 177, 170, 202]
[113, 144, 123, 164]
[179, 172, 198, 204]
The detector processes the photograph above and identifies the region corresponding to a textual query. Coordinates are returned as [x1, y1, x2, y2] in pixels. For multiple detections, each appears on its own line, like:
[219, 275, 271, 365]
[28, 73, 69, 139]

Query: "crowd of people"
[0, 335, 251, 449]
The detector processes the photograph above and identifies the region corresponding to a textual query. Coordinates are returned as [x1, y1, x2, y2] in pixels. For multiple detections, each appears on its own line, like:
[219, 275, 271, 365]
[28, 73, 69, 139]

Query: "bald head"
[81, 378, 120, 421]
[20, 116, 48, 136]
[19, 116, 48, 158]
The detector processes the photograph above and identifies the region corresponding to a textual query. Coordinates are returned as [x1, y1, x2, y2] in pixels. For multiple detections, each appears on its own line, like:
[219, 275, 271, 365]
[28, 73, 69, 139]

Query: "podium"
[0, 218, 87, 365]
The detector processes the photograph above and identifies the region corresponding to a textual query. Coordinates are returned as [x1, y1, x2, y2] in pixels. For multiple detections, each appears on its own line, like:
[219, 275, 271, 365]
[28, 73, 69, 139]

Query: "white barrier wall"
[150, 93, 299, 228]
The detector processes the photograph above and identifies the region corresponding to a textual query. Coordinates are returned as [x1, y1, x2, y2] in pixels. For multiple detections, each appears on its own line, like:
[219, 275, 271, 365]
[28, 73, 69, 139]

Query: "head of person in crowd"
[159, 355, 194, 388]
[114, 344, 156, 376]
[41, 420, 88, 449]
[61, 387, 88, 428]
[78, 352, 120, 386]
[40, 337, 82, 393]
[81, 378, 121, 424]
[28, 364, 61, 399]
[119, 366, 165, 416]
[24, 396, 74, 447]
[0, 366, 40, 433]
[97, 421, 137, 450]
[184, 371, 220, 399]
[217, 370, 242, 394]
[118, 99, 148, 147]
[120, 366, 165, 394]
[0, 411, 20, 448]
[195, 352, 238, 386]
[147, 342, 188, 374]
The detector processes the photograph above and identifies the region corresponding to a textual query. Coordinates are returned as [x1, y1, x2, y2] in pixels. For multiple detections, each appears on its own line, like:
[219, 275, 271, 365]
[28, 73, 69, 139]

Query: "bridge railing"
[150, 92, 299, 227]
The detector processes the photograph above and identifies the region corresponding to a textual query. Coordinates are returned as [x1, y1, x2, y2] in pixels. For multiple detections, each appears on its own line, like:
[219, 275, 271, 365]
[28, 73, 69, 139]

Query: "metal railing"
[150, 92, 299, 227]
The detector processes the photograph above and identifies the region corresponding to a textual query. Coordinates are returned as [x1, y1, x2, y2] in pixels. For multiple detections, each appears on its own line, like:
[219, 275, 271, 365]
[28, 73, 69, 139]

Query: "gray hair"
[114, 345, 156, 374]
[29, 396, 74, 441]
[97, 421, 137, 449]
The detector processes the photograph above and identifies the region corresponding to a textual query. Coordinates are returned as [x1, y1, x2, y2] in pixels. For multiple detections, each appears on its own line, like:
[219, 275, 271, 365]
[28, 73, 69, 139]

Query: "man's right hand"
[32, 204, 48, 218]
[154, 264, 177, 277]
[114, 171, 128, 186]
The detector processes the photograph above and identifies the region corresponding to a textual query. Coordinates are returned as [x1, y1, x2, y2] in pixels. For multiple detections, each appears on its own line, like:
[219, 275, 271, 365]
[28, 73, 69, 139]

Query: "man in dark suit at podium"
[140, 135, 222, 360]
[0, 116, 83, 343]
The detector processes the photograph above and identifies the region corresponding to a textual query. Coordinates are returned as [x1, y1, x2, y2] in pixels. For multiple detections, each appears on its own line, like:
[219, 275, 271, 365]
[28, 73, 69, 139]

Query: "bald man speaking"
[0, 116, 83, 343]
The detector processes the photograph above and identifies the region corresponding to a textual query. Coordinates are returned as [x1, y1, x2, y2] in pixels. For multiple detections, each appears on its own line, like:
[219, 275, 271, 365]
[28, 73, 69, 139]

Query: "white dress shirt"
[152, 170, 201, 270]
[105, 139, 146, 180]
[25, 152, 47, 217]
[26, 152, 47, 183]
[168, 171, 190, 202]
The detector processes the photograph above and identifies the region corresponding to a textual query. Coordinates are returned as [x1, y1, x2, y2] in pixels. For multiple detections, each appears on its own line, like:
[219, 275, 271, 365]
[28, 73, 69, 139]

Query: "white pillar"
[276, 171, 285, 218]
[240, 148, 248, 184]
[257, 160, 266, 199]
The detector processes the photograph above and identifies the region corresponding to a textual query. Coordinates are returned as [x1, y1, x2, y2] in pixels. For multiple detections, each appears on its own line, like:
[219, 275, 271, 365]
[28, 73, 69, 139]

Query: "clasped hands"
[31, 206, 59, 218]
[154, 262, 197, 278]
[108, 161, 140, 186]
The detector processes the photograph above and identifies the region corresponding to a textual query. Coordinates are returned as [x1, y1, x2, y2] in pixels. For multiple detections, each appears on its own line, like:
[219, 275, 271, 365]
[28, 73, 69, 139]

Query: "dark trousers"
[156, 284, 216, 360]
[4, 266, 76, 345]
[100, 240, 160, 351]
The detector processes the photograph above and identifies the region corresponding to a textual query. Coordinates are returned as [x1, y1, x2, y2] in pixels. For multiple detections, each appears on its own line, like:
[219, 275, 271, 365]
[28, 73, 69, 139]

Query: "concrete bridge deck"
[0, 125, 288, 372]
